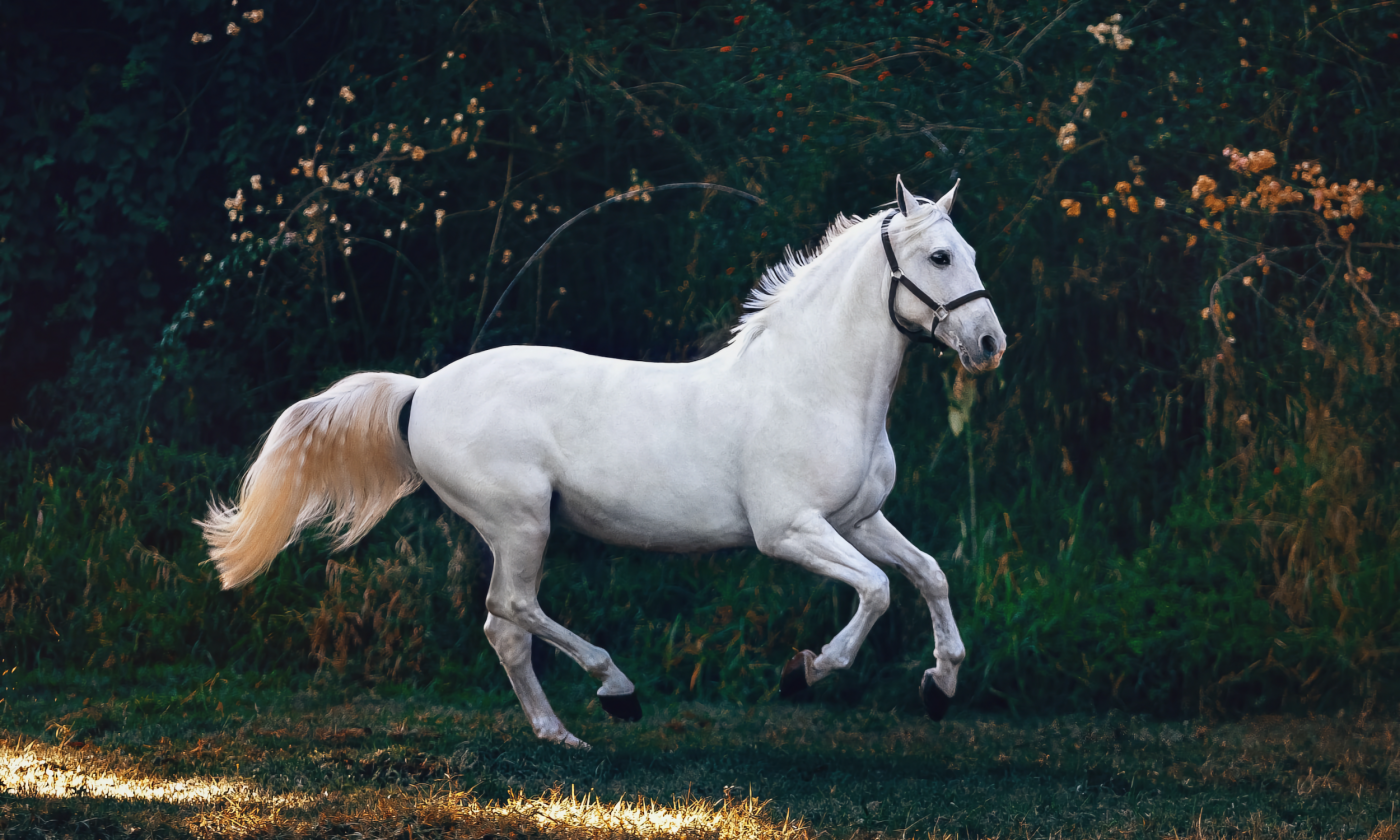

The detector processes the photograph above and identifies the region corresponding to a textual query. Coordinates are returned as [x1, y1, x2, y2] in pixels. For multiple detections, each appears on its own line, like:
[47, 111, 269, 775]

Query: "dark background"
[2, 0, 1398, 717]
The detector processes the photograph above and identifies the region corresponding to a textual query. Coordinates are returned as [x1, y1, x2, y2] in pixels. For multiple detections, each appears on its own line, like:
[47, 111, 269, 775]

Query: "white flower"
[339, 86, 355, 103]
[296, 125, 307, 135]
[389, 175, 402, 196]
[191, 32, 214, 44]
[1057, 123, 1078, 150]
[250, 174, 262, 190]
[1087, 19, 1133, 50]
[242, 9, 264, 22]
[227, 22, 241, 36]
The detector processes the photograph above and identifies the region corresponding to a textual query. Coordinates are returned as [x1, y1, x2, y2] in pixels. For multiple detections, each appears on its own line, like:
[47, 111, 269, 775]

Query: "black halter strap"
[879, 209, 990, 344]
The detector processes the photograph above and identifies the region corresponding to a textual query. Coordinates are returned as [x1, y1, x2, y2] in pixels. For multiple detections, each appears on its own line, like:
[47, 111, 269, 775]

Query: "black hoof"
[600, 691, 642, 722]
[919, 672, 952, 720]
[779, 651, 814, 699]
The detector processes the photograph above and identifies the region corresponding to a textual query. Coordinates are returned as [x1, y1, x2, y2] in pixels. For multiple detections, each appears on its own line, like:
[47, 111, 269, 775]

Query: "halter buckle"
[935, 305, 949, 321]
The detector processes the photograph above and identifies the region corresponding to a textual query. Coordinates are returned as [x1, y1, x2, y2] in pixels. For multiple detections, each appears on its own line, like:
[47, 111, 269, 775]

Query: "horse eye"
[930, 250, 951, 267]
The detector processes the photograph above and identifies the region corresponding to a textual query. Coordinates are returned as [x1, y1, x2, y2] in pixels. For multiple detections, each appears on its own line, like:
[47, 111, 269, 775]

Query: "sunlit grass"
[0, 736, 810, 839]
[0, 743, 279, 804]
[2, 684, 1398, 839]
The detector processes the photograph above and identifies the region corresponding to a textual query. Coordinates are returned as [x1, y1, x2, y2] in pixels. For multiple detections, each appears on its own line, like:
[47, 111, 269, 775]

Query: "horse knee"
[863, 572, 891, 614]
[926, 566, 949, 599]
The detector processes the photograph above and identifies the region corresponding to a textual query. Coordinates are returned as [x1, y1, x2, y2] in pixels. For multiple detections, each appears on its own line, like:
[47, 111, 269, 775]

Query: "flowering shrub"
[3, 0, 1399, 713]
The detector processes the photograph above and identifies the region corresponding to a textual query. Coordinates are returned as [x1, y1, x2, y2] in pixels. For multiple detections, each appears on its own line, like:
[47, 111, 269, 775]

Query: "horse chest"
[823, 436, 897, 531]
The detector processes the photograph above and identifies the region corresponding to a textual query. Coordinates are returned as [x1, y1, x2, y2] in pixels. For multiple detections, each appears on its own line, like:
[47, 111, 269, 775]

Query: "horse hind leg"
[483, 614, 586, 748]
[479, 515, 643, 727]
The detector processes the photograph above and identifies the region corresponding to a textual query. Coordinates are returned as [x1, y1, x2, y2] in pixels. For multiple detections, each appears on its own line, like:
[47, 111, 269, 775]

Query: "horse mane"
[728, 212, 865, 347]
[727, 199, 952, 350]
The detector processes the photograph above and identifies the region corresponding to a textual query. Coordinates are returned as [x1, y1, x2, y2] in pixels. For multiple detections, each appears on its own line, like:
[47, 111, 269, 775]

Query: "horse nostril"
[980, 334, 998, 357]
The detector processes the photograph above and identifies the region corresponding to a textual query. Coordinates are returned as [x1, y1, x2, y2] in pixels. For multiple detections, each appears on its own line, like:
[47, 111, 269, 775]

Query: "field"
[6, 0, 1400, 835]
[2, 671, 1398, 839]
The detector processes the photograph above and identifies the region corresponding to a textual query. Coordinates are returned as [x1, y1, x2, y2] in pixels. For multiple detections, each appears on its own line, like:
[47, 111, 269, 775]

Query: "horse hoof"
[779, 651, 815, 698]
[919, 672, 952, 720]
[600, 691, 643, 722]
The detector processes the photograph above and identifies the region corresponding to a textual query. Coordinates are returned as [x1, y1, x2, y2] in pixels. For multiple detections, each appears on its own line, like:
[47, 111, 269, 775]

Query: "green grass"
[1, 669, 1397, 839]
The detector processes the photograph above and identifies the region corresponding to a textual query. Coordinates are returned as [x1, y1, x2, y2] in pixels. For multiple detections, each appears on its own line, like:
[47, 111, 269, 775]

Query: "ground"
[0, 677, 1397, 839]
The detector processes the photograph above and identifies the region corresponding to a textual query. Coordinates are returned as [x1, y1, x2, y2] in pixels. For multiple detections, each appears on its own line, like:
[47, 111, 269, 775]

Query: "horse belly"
[552, 472, 753, 553]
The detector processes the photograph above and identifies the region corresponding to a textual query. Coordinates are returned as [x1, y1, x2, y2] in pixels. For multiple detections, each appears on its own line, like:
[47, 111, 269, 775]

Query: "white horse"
[201, 176, 1005, 748]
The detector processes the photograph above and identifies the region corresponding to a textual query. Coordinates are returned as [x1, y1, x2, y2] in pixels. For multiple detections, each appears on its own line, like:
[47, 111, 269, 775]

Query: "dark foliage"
[2, 0, 1398, 716]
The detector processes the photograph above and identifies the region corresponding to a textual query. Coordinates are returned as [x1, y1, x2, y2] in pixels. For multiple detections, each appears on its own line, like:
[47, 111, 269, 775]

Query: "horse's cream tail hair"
[199, 372, 422, 589]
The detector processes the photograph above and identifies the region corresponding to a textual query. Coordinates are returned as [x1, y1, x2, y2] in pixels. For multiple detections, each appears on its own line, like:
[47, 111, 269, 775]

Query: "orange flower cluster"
[1242, 177, 1305, 212]
[1223, 146, 1275, 174]
[1191, 175, 1229, 215]
[1294, 160, 1379, 220]
[1112, 181, 1140, 213]
[1193, 148, 1300, 214]
[1060, 198, 1082, 217]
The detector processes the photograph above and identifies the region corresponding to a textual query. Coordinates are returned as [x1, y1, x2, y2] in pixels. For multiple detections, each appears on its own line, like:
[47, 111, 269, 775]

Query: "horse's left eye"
[930, 250, 951, 267]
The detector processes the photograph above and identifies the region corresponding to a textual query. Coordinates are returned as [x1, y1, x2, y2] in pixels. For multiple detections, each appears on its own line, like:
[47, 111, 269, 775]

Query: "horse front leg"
[757, 511, 892, 694]
[844, 511, 965, 720]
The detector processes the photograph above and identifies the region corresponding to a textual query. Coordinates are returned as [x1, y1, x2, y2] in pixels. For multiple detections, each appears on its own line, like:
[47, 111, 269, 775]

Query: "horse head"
[886, 176, 1006, 372]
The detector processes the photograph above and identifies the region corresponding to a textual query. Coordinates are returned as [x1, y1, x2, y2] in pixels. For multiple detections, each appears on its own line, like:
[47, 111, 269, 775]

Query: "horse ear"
[895, 174, 928, 218]
[936, 179, 961, 215]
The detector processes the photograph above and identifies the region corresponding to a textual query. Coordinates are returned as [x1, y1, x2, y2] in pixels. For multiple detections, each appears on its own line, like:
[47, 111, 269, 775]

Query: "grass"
[1, 670, 1398, 839]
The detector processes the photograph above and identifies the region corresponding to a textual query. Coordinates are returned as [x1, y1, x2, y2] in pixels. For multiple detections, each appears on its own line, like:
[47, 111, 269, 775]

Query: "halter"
[879, 209, 991, 344]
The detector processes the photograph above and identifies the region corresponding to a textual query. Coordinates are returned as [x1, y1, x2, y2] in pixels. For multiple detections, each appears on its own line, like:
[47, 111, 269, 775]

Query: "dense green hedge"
[3, 0, 1399, 715]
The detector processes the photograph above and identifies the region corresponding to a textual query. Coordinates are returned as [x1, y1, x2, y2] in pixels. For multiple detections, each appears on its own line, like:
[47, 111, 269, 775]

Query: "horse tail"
[199, 372, 422, 589]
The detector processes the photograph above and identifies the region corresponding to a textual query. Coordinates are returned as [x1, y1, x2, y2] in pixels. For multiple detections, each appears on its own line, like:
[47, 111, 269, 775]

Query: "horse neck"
[738, 222, 909, 420]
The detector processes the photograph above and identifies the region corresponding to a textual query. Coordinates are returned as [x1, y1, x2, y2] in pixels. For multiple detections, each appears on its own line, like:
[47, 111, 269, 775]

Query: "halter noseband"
[879, 209, 990, 344]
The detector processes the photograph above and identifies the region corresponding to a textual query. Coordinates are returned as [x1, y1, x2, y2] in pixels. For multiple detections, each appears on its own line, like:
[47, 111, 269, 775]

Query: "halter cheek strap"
[879, 209, 990, 344]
